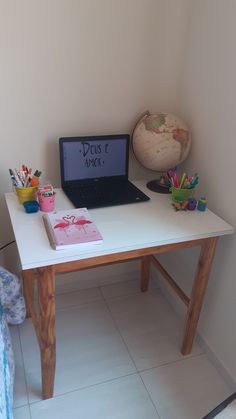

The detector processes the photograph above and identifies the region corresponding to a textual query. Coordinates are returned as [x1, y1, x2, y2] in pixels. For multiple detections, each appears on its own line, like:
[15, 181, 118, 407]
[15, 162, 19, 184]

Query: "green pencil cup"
[170, 187, 195, 203]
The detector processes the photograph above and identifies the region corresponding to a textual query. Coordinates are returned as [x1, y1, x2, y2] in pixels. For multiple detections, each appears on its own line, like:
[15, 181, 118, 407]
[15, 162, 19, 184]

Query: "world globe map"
[132, 112, 191, 173]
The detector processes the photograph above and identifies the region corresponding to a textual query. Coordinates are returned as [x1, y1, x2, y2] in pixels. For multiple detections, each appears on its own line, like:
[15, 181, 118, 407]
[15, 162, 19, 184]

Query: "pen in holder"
[168, 171, 199, 205]
[15, 186, 38, 204]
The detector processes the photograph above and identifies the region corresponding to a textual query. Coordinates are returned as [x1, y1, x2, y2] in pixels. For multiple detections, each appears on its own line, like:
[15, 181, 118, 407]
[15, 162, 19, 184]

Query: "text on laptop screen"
[62, 137, 128, 181]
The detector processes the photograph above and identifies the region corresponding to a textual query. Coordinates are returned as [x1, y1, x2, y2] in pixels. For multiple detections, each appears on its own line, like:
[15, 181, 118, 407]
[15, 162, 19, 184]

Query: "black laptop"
[59, 134, 150, 209]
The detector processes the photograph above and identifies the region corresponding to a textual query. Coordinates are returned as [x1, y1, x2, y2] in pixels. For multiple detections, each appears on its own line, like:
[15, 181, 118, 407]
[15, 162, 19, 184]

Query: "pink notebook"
[43, 208, 103, 250]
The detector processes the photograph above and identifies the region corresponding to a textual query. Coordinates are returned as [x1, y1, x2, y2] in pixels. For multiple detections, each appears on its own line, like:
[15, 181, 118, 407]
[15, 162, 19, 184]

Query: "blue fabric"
[0, 267, 26, 419]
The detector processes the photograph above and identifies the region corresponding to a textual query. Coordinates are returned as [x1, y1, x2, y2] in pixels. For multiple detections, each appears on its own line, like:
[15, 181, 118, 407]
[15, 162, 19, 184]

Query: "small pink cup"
[38, 192, 56, 212]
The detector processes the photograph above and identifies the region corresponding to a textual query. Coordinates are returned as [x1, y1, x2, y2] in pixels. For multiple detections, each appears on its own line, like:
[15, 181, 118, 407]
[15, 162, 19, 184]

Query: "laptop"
[59, 134, 150, 209]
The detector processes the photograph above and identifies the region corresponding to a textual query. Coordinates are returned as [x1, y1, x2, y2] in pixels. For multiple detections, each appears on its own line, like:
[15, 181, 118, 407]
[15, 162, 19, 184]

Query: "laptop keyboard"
[78, 184, 115, 201]
[64, 182, 150, 209]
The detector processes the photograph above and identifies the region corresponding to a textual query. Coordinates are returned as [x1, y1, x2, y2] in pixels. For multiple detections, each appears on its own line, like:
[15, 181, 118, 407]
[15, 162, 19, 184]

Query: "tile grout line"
[138, 352, 206, 374]
[24, 285, 140, 408]
[138, 372, 162, 419]
[14, 324, 33, 419]
[99, 284, 162, 419]
[54, 297, 103, 313]
[99, 284, 140, 374]
[99, 286, 208, 419]
[99, 285, 204, 372]
[20, 283, 204, 414]
[28, 371, 139, 406]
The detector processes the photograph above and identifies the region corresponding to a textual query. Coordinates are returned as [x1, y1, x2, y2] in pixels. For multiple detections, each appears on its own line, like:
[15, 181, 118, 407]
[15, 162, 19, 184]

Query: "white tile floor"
[11, 279, 231, 419]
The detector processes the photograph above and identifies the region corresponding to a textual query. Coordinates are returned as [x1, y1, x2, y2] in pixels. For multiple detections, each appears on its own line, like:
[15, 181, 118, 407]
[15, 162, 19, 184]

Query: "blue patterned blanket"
[0, 267, 26, 419]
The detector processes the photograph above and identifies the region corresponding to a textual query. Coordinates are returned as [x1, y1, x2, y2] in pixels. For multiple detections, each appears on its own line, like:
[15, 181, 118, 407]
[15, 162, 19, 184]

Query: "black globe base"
[146, 179, 171, 194]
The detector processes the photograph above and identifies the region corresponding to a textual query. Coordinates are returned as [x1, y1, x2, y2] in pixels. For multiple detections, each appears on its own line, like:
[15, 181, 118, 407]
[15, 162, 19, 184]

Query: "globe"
[132, 111, 191, 193]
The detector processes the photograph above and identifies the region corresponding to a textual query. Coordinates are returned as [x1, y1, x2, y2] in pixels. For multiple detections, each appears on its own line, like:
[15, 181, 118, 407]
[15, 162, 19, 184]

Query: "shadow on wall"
[41, 138, 61, 187]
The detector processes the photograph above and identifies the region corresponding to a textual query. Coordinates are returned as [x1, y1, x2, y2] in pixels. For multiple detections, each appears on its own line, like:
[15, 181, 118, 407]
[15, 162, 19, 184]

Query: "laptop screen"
[59, 135, 129, 186]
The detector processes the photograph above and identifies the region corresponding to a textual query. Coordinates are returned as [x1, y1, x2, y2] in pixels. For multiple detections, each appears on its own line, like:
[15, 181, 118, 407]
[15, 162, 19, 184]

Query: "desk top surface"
[5, 180, 234, 270]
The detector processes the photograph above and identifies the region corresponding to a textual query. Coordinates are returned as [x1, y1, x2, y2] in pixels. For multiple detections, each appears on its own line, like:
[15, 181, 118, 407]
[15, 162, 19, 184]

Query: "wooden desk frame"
[22, 236, 218, 400]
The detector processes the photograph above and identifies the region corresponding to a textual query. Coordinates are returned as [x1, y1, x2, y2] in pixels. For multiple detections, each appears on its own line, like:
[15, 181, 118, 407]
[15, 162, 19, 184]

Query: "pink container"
[38, 192, 56, 212]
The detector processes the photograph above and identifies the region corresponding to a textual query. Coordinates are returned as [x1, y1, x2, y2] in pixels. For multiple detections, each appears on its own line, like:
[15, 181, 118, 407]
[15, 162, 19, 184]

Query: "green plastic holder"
[170, 187, 195, 203]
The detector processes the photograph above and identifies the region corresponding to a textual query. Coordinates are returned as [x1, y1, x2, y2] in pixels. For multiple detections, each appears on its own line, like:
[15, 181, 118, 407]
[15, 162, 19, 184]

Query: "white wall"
[0, 0, 152, 250]
[150, 0, 191, 113]
[181, 0, 236, 384]
[158, 0, 236, 386]
[0, 1, 188, 270]
[1, 0, 235, 387]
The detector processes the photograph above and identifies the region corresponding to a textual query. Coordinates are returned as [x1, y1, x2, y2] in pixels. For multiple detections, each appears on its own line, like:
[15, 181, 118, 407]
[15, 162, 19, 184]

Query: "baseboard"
[197, 335, 236, 393]
[203, 392, 236, 418]
[150, 269, 236, 392]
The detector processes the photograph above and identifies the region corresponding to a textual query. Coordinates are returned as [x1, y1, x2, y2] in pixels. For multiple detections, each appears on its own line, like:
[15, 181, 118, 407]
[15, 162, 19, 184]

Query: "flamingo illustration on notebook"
[43, 208, 103, 250]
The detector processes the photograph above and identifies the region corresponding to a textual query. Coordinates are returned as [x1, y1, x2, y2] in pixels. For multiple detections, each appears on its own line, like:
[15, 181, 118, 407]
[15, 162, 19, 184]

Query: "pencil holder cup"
[38, 192, 56, 212]
[170, 187, 195, 203]
[15, 186, 38, 204]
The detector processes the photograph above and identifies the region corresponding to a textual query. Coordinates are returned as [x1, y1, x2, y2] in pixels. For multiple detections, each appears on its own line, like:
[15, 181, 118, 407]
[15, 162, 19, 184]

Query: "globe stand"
[146, 175, 171, 194]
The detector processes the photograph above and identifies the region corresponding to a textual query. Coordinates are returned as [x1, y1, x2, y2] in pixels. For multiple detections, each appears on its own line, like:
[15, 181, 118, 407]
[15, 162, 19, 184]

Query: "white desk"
[5, 180, 234, 400]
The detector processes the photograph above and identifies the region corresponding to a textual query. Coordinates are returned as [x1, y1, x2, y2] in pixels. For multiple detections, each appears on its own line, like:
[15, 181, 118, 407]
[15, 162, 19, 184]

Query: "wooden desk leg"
[141, 256, 151, 292]
[181, 237, 218, 355]
[37, 266, 56, 400]
[22, 269, 35, 318]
